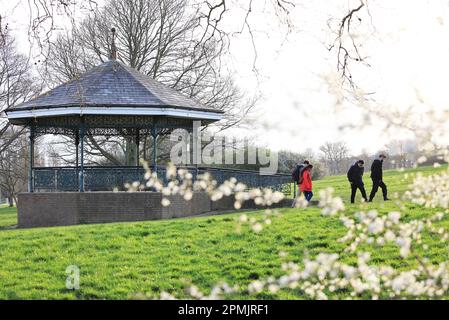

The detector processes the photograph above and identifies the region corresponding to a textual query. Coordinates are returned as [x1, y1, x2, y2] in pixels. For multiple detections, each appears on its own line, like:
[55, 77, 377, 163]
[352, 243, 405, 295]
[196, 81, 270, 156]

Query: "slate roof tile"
[7, 59, 222, 114]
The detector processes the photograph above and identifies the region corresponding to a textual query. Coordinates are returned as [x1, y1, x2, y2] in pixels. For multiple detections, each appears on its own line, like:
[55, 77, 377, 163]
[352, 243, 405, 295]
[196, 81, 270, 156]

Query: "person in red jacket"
[300, 164, 313, 202]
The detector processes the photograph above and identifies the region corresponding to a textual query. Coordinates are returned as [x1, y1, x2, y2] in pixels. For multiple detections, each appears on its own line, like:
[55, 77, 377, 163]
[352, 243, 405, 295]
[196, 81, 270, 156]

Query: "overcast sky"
[223, 0, 449, 155]
[3, 0, 449, 156]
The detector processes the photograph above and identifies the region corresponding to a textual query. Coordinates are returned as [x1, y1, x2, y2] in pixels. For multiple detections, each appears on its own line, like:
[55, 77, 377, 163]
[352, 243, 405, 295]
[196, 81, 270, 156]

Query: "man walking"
[347, 160, 368, 204]
[369, 154, 390, 202]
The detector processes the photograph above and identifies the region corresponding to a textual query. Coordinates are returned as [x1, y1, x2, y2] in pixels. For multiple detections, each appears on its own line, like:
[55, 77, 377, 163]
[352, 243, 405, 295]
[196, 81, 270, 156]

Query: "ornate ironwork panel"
[34, 169, 57, 190]
[57, 169, 78, 191]
[31, 115, 196, 138]
[33, 166, 292, 194]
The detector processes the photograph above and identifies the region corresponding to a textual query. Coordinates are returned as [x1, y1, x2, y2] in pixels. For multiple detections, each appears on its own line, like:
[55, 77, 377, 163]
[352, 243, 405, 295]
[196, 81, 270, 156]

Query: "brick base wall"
[17, 192, 292, 228]
[18, 193, 80, 227]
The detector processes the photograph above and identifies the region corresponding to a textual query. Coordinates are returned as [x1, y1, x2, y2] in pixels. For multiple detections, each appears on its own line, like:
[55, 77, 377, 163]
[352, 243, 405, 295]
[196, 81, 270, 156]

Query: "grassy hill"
[0, 206, 16, 230]
[0, 165, 448, 299]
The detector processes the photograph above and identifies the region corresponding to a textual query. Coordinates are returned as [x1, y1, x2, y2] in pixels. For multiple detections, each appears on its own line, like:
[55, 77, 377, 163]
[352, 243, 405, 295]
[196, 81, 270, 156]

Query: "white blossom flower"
[248, 280, 264, 294]
[252, 223, 263, 233]
[161, 198, 171, 207]
[417, 156, 427, 164]
[183, 191, 193, 201]
[388, 212, 401, 224]
[318, 188, 345, 216]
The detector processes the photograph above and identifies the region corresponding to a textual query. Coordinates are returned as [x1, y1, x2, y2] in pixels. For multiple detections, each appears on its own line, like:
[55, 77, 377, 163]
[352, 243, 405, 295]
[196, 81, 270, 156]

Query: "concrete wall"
[17, 192, 292, 228]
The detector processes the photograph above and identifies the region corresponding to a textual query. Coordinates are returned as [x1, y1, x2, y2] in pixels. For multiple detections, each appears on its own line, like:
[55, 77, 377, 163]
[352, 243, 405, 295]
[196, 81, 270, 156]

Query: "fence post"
[151, 126, 158, 175]
[135, 129, 140, 166]
[54, 169, 58, 191]
[79, 124, 85, 192]
[28, 125, 35, 193]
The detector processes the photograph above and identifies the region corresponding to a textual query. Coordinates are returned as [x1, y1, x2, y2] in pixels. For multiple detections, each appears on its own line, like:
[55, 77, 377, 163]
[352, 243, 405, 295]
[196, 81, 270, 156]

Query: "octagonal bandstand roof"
[6, 59, 223, 127]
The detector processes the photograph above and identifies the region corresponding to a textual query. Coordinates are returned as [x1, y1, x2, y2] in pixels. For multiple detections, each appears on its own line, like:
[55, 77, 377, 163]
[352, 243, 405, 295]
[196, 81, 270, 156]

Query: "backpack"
[291, 164, 304, 184]
[298, 167, 306, 184]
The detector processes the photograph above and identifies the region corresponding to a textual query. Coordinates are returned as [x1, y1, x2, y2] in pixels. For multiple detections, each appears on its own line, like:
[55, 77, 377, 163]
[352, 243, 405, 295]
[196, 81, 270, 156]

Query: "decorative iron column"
[28, 125, 35, 192]
[79, 125, 85, 192]
[143, 137, 147, 162]
[74, 130, 79, 168]
[151, 126, 158, 174]
[135, 129, 140, 166]
[189, 129, 199, 179]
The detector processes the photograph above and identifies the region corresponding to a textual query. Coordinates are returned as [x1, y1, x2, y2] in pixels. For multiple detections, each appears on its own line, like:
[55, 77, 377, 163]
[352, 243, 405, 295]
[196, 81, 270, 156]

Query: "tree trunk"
[125, 138, 137, 166]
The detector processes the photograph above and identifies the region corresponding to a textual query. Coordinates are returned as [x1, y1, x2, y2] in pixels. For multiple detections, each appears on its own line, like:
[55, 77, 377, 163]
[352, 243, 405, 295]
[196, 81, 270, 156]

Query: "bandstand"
[5, 43, 291, 228]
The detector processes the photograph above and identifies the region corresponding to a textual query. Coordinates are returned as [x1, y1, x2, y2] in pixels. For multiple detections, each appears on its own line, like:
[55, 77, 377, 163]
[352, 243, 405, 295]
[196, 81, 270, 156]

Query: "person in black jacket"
[369, 154, 390, 202]
[347, 160, 368, 204]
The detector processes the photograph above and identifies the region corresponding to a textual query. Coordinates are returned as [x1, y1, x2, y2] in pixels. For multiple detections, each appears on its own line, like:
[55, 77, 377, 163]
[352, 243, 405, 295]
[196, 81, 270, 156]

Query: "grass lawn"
[0, 205, 17, 230]
[0, 165, 448, 299]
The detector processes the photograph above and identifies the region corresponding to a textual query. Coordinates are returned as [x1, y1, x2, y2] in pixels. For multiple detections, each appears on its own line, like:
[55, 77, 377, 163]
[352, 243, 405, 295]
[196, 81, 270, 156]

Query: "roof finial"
[110, 27, 117, 60]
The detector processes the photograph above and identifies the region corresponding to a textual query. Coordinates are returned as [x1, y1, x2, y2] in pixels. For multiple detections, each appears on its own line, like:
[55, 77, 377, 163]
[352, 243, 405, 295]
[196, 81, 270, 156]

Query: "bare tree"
[0, 129, 43, 206]
[0, 1, 100, 58]
[327, 0, 372, 90]
[46, 0, 256, 128]
[384, 140, 418, 169]
[0, 23, 40, 154]
[44, 0, 258, 165]
[2, 0, 294, 71]
[0, 24, 41, 205]
[277, 149, 324, 179]
[319, 141, 350, 175]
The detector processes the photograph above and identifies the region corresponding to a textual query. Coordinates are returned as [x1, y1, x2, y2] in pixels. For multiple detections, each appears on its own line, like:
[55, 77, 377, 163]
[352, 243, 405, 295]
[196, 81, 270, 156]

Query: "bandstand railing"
[32, 166, 292, 194]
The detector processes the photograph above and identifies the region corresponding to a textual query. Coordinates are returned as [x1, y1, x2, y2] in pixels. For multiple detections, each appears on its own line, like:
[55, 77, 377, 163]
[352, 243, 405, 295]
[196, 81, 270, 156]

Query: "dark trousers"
[369, 179, 388, 201]
[350, 183, 367, 203]
[303, 191, 313, 202]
